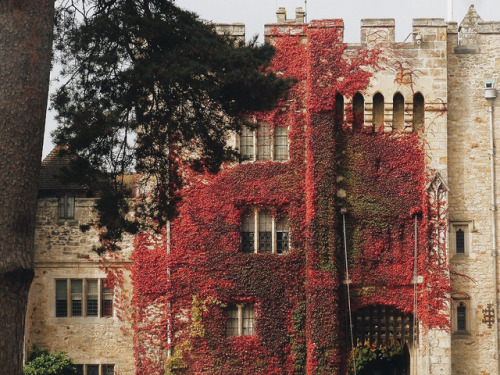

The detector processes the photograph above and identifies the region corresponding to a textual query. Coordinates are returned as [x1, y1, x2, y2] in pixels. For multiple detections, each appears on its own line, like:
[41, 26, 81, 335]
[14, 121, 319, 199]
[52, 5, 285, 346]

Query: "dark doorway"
[358, 344, 410, 375]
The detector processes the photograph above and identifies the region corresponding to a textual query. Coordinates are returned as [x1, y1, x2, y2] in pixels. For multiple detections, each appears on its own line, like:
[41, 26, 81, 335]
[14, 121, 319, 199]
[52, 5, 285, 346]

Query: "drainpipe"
[484, 78, 499, 374]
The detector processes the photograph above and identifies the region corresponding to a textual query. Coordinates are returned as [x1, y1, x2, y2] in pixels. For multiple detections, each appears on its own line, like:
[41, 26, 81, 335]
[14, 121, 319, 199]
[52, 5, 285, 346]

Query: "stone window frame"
[239, 123, 289, 162]
[225, 303, 255, 337]
[451, 294, 472, 336]
[76, 364, 115, 375]
[58, 193, 76, 220]
[449, 221, 473, 258]
[55, 278, 113, 318]
[241, 208, 290, 255]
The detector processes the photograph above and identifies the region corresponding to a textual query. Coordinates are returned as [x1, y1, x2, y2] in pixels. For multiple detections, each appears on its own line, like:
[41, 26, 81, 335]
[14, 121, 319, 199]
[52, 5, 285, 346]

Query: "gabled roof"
[38, 147, 86, 193]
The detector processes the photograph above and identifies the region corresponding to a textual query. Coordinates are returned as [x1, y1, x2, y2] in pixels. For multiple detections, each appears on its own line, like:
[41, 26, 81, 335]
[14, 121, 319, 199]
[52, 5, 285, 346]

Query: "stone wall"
[25, 197, 136, 374]
[447, 6, 500, 374]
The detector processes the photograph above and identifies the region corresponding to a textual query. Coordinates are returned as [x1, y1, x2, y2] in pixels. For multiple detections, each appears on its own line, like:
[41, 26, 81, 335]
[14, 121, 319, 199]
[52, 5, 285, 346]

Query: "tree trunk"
[0, 1, 54, 373]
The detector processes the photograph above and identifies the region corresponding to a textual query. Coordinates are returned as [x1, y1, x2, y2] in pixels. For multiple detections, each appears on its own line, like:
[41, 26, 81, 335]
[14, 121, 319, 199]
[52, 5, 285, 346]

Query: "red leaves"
[130, 22, 449, 374]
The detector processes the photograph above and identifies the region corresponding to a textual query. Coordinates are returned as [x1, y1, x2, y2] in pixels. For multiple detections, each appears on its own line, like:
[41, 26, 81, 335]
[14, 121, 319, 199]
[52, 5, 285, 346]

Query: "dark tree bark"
[0, 1, 54, 373]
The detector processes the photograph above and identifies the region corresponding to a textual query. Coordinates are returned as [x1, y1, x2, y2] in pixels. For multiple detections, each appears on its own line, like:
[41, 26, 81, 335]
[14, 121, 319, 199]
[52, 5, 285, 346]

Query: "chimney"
[277, 7, 286, 23]
[295, 7, 305, 24]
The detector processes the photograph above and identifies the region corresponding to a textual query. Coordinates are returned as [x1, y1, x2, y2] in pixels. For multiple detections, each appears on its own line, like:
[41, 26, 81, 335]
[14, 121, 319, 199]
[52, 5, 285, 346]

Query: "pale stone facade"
[25, 5, 500, 374]
[25, 197, 136, 374]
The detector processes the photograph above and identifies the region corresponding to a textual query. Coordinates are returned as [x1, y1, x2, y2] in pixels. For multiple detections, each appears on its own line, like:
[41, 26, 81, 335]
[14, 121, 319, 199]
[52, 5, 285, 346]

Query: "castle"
[24, 5, 500, 375]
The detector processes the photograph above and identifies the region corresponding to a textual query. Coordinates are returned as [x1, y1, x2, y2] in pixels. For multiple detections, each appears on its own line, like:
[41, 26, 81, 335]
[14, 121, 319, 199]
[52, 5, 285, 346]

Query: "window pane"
[457, 304, 466, 331]
[258, 210, 272, 253]
[240, 126, 254, 160]
[276, 218, 289, 254]
[242, 305, 254, 335]
[71, 279, 83, 317]
[274, 127, 288, 161]
[456, 229, 465, 254]
[226, 306, 239, 336]
[56, 280, 68, 317]
[58, 197, 66, 219]
[76, 365, 84, 375]
[256, 124, 271, 161]
[66, 195, 75, 219]
[87, 280, 98, 316]
[242, 211, 255, 253]
[102, 284, 114, 317]
[87, 365, 99, 375]
[102, 365, 115, 375]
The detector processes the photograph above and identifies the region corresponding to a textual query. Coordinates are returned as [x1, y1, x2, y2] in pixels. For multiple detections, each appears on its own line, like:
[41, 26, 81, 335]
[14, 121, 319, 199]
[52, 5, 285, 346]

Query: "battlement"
[265, 5, 500, 49]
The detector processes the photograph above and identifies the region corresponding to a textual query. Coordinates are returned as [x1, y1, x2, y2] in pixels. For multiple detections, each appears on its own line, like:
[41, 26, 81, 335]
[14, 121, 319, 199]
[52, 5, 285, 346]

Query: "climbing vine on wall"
[130, 20, 450, 375]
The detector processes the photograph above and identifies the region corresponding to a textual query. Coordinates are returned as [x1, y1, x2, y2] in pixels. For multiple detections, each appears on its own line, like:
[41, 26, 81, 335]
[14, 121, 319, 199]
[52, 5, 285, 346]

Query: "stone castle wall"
[25, 198, 136, 374]
[25, 7, 500, 374]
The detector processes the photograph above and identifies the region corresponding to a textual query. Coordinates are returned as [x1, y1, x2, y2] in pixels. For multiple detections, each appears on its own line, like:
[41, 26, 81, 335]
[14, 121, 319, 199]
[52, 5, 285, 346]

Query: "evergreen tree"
[53, 0, 291, 249]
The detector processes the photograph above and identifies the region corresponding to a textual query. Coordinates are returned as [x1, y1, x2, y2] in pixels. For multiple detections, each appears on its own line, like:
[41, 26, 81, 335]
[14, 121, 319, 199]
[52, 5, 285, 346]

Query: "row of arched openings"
[335, 92, 425, 132]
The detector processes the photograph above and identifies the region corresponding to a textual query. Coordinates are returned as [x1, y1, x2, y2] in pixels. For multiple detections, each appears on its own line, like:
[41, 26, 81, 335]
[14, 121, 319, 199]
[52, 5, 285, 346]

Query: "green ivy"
[348, 341, 402, 375]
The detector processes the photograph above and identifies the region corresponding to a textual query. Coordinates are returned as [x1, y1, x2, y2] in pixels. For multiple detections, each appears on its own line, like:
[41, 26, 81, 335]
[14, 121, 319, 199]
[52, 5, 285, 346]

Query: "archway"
[357, 344, 410, 375]
[349, 306, 413, 375]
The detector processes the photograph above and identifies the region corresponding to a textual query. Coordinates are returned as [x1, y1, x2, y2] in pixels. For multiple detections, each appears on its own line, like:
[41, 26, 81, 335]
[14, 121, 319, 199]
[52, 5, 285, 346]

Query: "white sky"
[42, 0, 500, 158]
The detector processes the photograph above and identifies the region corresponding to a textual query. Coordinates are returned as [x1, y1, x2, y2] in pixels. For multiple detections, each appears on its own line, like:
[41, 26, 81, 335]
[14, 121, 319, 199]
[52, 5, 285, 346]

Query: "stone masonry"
[25, 5, 500, 374]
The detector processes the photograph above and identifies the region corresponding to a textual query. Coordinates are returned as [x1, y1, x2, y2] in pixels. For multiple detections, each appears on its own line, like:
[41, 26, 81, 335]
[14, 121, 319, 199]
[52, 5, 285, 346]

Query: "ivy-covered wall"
[131, 19, 450, 375]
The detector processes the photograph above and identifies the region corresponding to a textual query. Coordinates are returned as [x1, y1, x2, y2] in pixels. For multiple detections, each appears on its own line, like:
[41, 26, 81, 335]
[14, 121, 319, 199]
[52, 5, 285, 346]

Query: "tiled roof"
[38, 147, 86, 192]
[39, 147, 136, 196]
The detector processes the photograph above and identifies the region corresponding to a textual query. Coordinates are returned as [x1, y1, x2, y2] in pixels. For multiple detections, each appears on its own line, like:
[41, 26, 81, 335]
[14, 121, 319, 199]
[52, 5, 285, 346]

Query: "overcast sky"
[42, 0, 500, 157]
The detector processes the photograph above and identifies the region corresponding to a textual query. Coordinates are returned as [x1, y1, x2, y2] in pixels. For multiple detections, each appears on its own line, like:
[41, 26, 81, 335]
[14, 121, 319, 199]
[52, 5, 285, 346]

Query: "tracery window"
[241, 208, 289, 254]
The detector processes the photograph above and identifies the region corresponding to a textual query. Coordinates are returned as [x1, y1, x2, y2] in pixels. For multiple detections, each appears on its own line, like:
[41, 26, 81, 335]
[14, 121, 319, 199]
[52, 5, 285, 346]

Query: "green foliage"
[53, 0, 291, 248]
[24, 345, 76, 375]
[348, 341, 402, 375]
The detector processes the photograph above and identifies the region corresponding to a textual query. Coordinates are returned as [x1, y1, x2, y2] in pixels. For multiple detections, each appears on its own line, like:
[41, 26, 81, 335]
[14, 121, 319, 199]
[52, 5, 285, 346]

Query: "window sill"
[452, 331, 471, 339]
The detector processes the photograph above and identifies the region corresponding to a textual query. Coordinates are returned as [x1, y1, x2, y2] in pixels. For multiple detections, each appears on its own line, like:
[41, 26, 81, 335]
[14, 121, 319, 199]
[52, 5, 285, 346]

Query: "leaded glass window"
[258, 210, 272, 253]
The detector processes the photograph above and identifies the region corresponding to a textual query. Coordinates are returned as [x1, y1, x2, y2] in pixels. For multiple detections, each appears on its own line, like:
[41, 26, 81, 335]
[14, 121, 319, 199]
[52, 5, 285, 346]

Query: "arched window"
[393, 93, 405, 131]
[352, 92, 364, 131]
[457, 303, 467, 332]
[373, 93, 384, 131]
[334, 93, 344, 129]
[413, 93, 425, 132]
[456, 228, 465, 254]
